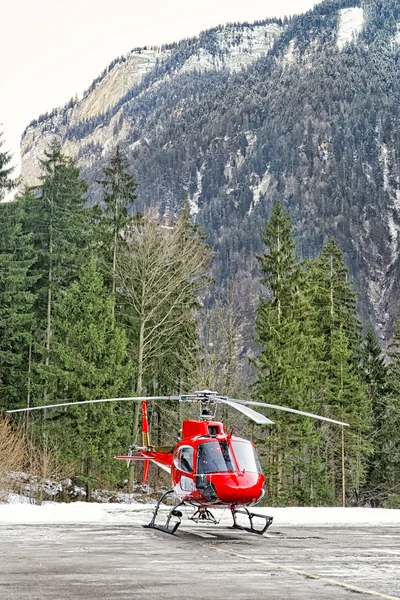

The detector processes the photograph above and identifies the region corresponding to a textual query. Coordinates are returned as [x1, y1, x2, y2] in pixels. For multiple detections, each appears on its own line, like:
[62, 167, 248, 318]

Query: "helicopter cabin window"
[231, 441, 262, 474]
[178, 447, 194, 473]
[197, 441, 234, 474]
[180, 475, 195, 492]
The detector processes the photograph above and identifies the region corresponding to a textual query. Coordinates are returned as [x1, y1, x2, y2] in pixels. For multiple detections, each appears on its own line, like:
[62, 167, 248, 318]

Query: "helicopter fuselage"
[121, 419, 265, 508]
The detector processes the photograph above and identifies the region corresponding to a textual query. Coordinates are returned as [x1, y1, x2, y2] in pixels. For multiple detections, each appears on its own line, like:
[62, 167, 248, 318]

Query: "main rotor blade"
[217, 398, 274, 425]
[6, 396, 180, 414]
[231, 399, 349, 427]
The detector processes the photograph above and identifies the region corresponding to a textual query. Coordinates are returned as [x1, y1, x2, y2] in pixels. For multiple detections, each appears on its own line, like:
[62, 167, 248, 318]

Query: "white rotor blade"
[232, 399, 349, 427]
[6, 396, 180, 414]
[217, 398, 274, 425]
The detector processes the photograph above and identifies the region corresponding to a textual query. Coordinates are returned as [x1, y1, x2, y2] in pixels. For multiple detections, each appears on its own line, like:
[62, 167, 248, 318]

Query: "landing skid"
[231, 506, 273, 535]
[143, 490, 184, 535]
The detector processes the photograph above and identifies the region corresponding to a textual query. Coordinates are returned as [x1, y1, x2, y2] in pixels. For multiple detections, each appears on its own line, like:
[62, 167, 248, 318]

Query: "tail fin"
[141, 400, 150, 447]
[141, 401, 150, 484]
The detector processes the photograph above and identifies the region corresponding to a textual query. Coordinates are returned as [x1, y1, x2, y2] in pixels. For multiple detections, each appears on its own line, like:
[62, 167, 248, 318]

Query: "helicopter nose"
[212, 472, 264, 505]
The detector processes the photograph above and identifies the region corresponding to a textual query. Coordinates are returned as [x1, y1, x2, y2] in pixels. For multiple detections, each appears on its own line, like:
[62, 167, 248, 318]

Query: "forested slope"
[20, 0, 400, 344]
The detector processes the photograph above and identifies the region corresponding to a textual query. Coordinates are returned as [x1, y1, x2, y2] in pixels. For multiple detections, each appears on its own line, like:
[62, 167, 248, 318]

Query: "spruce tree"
[254, 201, 327, 505]
[380, 322, 400, 498]
[307, 239, 361, 354]
[0, 132, 17, 198]
[307, 239, 371, 504]
[361, 326, 390, 503]
[48, 256, 131, 497]
[96, 146, 138, 325]
[0, 200, 36, 410]
[21, 140, 91, 402]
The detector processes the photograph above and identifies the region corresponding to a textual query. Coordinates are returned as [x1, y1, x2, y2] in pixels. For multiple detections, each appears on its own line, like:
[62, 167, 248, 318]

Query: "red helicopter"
[7, 389, 349, 535]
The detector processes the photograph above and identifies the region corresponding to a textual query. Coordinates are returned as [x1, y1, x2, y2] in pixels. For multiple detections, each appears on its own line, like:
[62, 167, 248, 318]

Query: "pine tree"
[307, 239, 372, 505]
[96, 146, 138, 326]
[48, 256, 131, 497]
[360, 326, 390, 504]
[21, 140, 91, 401]
[307, 239, 361, 355]
[0, 132, 17, 198]
[380, 322, 400, 498]
[0, 199, 36, 410]
[254, 201, 327, 505]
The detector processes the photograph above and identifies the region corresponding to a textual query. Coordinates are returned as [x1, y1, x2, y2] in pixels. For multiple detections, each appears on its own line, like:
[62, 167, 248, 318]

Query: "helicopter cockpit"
[197, 439, 262, 474]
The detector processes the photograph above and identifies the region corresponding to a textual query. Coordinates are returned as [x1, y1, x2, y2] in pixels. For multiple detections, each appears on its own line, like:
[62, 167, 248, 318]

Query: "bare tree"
[197, 285, 251, 398]
[118, 215, 210, 397]
[117, 213, 210, 486]
[0, 417, 27, 501]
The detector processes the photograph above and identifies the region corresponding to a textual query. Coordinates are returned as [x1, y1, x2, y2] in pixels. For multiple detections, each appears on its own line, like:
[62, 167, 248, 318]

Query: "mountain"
[20, 0, 400, 345]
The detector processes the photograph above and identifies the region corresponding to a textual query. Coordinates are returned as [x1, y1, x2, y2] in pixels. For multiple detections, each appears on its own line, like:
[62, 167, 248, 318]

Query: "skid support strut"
[143, 490, 184, 535]
[231, 505, 273, 535]
[189, 506, 218, 524]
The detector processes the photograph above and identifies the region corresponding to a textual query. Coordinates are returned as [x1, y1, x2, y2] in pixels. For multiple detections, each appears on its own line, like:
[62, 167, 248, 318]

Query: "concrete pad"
[0, 522, 399, 600]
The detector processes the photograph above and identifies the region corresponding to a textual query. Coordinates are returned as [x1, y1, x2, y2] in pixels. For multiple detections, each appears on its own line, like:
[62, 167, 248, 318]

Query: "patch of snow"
[282, 39, 297, 66]
[129, 139, 141, 151]
[396, 188, 400, 211]
[380, 143, 390, 192]
[216, 24, 282, 72]
[387, 185, 400, 265]
[250, 168, 271, 210]
[318, 140, 330, 162]
[1, 502, 400, 528]
[393, 23, 400, 44]
[188, 169, 203, 216]
[180, 24, 282, 74]
[337, 7, 364, 50]
[180, 49, 216, 73]
[225, 148, 246, 182]
[245, 131, 257, 148]
[101, 138, 114, 156]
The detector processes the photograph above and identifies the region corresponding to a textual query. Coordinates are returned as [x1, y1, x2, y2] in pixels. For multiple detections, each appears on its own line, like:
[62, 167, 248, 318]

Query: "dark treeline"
[253, 201, 400, 508]
[1, 133, 400, 507]
[0, 136, 210, 499]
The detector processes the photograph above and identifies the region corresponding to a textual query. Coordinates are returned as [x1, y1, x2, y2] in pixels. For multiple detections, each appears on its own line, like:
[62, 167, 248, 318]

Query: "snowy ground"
[1, 499, 400, 528]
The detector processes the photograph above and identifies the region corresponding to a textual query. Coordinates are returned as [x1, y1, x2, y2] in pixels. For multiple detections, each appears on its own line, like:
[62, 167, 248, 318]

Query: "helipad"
[1, 522, 399, 599]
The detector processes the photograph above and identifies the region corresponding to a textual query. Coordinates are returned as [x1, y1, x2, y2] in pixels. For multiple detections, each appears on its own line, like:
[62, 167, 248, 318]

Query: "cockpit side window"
[179, 447, 194, 473]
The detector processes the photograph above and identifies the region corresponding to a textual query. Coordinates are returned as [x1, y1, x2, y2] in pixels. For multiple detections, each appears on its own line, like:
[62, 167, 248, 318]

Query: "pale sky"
[1, 0, 319, 172]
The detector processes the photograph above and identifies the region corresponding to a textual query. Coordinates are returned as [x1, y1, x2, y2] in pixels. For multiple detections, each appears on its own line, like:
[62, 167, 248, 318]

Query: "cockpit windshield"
[197, 441, 234, 474]
[231, 441, 262, 473]
[197, 439, 262, 474]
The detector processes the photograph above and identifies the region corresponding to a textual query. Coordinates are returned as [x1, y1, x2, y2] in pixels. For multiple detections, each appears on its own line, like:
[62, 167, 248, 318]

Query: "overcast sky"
[1, 0, 319, 171]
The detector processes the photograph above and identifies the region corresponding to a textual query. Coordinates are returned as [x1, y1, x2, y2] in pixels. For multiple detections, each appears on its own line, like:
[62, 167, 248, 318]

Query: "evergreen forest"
[1, 133, 400, 508]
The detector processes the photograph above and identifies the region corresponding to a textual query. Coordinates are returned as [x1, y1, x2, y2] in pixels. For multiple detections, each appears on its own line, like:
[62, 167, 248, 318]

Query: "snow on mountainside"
[337, 7, 364, 49]
[18, 0, 400, 345]
[180, 24, 282, 73]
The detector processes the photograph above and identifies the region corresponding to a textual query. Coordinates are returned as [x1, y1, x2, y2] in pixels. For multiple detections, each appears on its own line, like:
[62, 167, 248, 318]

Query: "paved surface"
[1, 520, 400, 599]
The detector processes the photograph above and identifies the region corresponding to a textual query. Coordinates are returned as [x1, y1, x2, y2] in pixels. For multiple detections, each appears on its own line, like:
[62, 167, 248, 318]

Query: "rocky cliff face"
[20, 0, 400, 345]
[21, 22, 283, 186]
